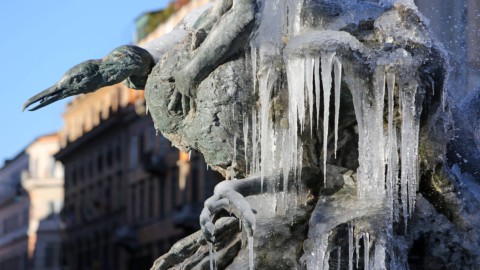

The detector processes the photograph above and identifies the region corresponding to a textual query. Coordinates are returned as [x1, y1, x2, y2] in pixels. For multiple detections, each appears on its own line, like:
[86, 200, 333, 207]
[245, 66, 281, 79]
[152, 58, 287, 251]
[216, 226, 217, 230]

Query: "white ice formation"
[208, 1, 429, 269]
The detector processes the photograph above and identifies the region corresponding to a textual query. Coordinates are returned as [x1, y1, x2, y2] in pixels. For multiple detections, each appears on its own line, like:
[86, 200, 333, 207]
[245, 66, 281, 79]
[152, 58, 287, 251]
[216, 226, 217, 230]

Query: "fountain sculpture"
[24, 0, 480, 269]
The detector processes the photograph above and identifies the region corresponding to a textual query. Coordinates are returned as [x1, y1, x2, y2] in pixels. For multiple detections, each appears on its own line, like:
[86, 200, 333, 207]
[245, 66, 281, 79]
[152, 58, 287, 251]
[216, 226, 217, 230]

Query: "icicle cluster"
[234, 1, 424, 269]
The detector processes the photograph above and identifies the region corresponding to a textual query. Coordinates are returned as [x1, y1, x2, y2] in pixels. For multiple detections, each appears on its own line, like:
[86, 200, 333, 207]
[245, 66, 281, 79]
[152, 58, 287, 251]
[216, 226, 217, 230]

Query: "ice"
[400, 82, 420, 227]
[306, 57, 315, 136]
[243, 113, 249, 174]
[333, 56, 342, 158]
[211, 3, 426, 268]
[233, 134, 237, 179]
[380, 0, 417, 9]
[386, 72, 399, 221]
[140, 29, 188, 62]
[258, 47, 278, 191]
[248, 235, 254, 270]
[323, 246, 331, 270]
[321, 51, 335, 184]
[364, 232, 370, 270]
[348, 223, 353, 270]
[285, 57, 304, 186]
[251, 109, 259, 174]
[251, 48, 257, 94]
[208, 242, 217, 270]
[355, 233, 360, 269]
[336, 247, 341, 270]
[374, 240, 386, 270]
[315, 57, 321, 126]
[286, 0, 303, 36]
[344, 65, 386, 199]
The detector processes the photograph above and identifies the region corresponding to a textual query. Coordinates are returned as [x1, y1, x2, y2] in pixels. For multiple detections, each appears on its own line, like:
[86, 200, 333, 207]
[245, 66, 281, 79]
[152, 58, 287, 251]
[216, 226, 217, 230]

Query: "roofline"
[1, 132, 59, 170]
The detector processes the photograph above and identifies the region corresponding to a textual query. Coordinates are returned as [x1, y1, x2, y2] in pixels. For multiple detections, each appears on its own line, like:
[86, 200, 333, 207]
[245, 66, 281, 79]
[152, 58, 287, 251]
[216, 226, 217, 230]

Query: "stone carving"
[24, 0, 480, 269]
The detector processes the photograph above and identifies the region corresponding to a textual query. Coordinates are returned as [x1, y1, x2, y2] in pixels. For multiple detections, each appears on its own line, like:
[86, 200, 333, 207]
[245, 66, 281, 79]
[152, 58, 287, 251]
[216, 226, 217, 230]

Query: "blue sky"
[0, 0, 169, 164]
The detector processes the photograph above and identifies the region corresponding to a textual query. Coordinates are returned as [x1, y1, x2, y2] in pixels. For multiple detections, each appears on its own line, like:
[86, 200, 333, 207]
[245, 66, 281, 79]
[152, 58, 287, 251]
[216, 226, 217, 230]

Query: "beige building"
[0, 133, 64, 270]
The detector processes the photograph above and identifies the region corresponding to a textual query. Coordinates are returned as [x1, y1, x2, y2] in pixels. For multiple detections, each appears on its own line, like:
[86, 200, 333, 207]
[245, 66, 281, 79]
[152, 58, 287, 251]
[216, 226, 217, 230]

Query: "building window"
[115, 142, 122, 162]
[171, 169, 178, 209]
[148, 178, 154, 218]
[31, 158, 38, 178]
[48, 157, 56, 177]
[107, 147, 113, 168]
[131, 184, 136, 222]
[129, 136, 138, 170]
[88, 158, 94, 177]
[106, 177, 112, 212]
[79, 162, 85, 182]
[159, 179, 165, 219]
[23, 208, 29, 226]
[147, 126, 156, 151]
[116, 171, 122, 210]
[72, 167, 77, 185]
[139, 181, 145, 221]
[139, 131, 145, 159]
[97, 152, 104, 172]
[44, 242, 56, 267]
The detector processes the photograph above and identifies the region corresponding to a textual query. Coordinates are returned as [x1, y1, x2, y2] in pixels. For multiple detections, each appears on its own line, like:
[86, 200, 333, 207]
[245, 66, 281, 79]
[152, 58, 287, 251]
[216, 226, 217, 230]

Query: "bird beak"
[22, 85, 68, 111]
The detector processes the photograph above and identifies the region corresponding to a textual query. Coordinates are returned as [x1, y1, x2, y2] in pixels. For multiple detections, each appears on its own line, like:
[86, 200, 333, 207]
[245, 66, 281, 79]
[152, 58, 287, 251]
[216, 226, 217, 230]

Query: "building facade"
[0, 133, 64, 270]
[0, 152, 29, 270]
[56, 80, 221, 269]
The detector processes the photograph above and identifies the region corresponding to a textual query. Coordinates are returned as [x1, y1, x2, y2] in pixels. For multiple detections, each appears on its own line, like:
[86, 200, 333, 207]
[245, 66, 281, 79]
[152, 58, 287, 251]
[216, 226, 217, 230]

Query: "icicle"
[386, 72, 399, 221]
[355, 234, 360, 269]
[323, 248, 331, 270]
[243, 113, 249, 174]
[428, 76, 435, 96]
[233, 134, 237, 163]
[285, 57, 304, 192]
[315, 56, 321, 126]
[374, 241, 386, 270]
[252, 48, 257, 93]
[287, 0, 303, 36]
[208, 242, 216, 270]
[251, 110, 258, 174]
[306, 57, 315, 136]
[248, 236, 254, 270]
[333, 56, 342, 158]
[364, 233, 370, 270]
[399, 82, 420, 228]
[281, 130, 291, 212]
[321, 51, 335, 185]
[348, 223, 353, 270]
[258, 65, 276, 192]
[337, 247, 341, 270]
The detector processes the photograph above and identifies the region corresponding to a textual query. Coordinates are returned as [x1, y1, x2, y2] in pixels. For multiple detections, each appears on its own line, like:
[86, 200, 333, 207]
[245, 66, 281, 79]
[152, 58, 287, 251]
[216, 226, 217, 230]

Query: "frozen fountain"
[24, 0, 480, 269]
